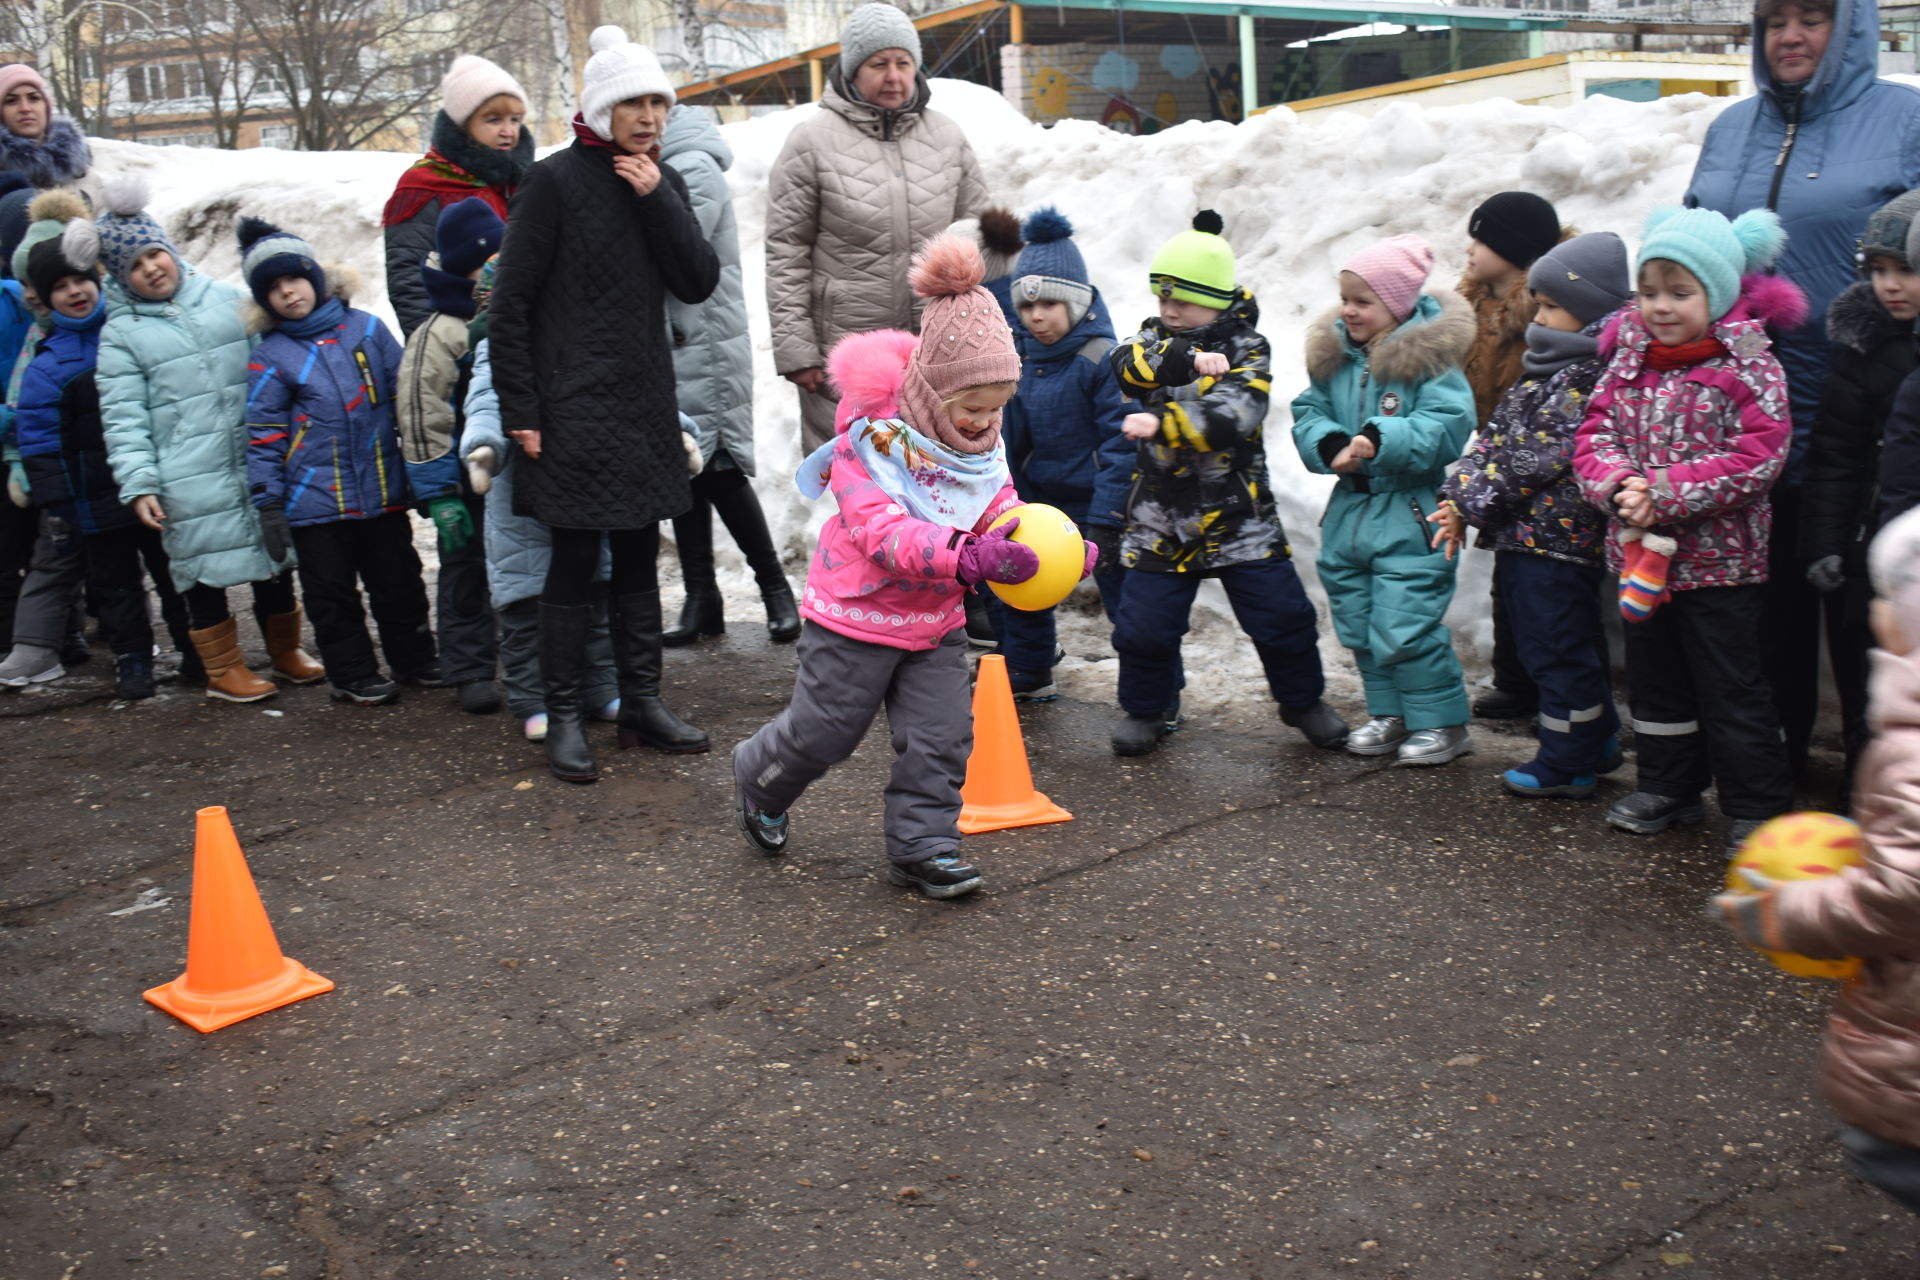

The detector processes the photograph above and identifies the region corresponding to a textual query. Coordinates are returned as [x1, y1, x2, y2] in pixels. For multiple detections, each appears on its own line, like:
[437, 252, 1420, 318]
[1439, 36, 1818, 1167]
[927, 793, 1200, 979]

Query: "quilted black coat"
[1802, 282, 1917, 570]
[489, 139, 719, 530]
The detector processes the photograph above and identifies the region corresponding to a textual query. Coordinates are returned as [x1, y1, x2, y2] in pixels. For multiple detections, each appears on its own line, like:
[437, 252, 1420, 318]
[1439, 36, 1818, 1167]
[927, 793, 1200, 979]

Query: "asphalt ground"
[2, 617, 1915, 1280]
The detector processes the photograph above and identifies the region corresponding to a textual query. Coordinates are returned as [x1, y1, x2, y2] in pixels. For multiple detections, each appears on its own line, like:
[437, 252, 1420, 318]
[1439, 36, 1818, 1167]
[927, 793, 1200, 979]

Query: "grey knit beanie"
[1863, 189, 1920, 266]
[839, 3, 921, 80]
[1527, 231, 1631, 326]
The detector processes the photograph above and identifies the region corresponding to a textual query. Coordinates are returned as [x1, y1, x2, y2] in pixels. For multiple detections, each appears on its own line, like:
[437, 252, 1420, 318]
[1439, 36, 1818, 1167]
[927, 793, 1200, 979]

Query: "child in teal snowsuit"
[1291, 234, 1477, 764]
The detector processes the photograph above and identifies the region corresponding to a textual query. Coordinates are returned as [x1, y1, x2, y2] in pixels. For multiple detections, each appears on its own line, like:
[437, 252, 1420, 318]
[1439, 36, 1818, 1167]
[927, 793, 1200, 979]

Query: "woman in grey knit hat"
[764, 2, 991, 455]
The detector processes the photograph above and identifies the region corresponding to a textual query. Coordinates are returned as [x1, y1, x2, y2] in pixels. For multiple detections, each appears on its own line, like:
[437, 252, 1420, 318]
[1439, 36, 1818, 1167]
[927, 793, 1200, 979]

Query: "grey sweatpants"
[11, 514, 85, 650]
[734, 621, 971, 865]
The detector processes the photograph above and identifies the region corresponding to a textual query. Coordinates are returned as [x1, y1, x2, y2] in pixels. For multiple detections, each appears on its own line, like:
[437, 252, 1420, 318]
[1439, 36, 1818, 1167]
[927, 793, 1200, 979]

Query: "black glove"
[1087, 524, 1124, 573]
[258, 503, 292, 563]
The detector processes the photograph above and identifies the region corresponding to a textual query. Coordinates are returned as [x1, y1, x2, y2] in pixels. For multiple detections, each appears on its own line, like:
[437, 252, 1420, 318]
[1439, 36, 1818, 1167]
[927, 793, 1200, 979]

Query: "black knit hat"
[1468, 191, 1561, 271]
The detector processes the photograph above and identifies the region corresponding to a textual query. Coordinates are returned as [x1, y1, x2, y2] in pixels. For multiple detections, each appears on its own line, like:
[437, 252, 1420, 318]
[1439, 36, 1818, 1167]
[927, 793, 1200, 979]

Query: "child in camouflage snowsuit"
[1105, 211, 1344, 758]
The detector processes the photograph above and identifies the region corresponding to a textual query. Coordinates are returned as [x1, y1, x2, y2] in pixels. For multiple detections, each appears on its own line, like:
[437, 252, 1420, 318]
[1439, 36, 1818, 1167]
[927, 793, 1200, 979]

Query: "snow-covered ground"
[86, 79, 1730, 724]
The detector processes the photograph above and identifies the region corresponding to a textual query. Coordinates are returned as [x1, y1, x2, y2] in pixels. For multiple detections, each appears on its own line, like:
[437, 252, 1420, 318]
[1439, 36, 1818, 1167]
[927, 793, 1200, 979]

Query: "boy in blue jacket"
[997, 207, 1132, 700]
[397, 197, 503, 714]
[15, 217, 193, 698]
[240, 217, 434, 706]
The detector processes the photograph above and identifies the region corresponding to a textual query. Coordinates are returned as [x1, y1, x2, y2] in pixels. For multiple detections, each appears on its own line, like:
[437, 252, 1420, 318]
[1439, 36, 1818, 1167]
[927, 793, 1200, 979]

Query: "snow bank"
[87, 79, 1730, 722]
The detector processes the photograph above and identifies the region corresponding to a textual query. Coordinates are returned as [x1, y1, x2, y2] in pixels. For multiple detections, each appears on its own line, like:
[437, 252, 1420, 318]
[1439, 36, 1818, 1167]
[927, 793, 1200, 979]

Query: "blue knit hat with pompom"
[1012, 207, 1093, 327]
[1637, 206, 1787, 321]
[236, 215, 326, 313]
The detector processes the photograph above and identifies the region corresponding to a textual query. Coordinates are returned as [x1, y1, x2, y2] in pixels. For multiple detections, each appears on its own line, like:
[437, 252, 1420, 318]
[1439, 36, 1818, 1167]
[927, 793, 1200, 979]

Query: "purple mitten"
[1080, 540, 1099, 580]
[957, 518, 1040, 585]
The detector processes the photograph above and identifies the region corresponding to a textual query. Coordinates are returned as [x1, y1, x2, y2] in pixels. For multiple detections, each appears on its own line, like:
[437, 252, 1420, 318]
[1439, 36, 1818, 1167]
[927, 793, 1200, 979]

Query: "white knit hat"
[440, 54, 528, 127]
[580, 26, 676, 142]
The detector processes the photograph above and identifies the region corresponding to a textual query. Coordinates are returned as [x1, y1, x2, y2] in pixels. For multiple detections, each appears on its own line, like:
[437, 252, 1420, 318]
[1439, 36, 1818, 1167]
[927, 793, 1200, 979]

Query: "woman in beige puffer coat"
[765, 2, 989, 452]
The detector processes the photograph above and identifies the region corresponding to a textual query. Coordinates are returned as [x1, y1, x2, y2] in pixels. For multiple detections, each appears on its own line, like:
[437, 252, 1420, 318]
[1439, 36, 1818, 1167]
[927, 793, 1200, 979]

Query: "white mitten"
[465, 445, 496, 496]
[683, 433, 704, 477]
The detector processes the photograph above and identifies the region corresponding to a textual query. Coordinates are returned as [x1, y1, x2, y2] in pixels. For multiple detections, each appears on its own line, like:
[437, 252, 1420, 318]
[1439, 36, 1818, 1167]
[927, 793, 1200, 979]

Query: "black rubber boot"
[664, 501, 724, 647]
[538, 601, 599, 784]
[611, 590, 710, 754]
[711, 477, 800, 644]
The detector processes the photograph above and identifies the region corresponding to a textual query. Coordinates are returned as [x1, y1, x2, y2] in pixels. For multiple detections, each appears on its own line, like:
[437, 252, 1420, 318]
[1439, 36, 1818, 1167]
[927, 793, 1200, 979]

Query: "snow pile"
[85, 78, 1732, 722]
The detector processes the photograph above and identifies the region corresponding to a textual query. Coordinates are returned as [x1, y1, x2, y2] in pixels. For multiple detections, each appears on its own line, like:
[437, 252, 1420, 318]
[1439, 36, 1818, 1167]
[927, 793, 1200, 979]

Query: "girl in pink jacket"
[1573, 206, 1803, 852]
[1714, 505, 1920, 1215]
[731, 235, 1091, 900]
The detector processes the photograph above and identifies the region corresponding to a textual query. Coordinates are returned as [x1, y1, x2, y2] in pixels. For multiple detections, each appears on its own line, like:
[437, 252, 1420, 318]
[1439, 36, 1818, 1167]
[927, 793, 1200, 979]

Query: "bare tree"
[7, 0, 131, 136]
[233, 0, 529, 152]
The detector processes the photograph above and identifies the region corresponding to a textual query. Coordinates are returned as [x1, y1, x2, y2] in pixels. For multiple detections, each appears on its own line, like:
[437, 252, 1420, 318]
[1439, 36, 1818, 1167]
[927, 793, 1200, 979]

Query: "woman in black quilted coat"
[489, 26, 719, 785]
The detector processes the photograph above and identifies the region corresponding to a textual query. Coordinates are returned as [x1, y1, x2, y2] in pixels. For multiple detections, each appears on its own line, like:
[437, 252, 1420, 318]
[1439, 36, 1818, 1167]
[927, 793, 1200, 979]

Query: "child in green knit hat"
[1104, 211, 1345, 758]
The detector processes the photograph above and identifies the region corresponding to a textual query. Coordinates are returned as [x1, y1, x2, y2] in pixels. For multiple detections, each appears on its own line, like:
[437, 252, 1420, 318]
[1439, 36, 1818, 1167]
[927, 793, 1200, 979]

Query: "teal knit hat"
[1636, 205, 1786, 321]
[1149, 210, 1235, 310]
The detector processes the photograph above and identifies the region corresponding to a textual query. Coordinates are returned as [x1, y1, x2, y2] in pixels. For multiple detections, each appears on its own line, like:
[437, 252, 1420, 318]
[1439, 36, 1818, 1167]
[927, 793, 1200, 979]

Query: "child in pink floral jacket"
[732, 234, 1092, 900]
[1573, 206, 1804, 851]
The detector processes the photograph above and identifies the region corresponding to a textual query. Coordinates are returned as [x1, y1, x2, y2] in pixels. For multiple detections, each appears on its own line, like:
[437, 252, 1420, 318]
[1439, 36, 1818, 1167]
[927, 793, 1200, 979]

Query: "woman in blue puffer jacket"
[1685, 0, 1920, 769]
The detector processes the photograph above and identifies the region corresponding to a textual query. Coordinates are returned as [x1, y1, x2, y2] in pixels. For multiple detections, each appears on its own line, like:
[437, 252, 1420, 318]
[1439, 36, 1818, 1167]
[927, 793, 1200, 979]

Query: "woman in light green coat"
[88, 177, 317, 702]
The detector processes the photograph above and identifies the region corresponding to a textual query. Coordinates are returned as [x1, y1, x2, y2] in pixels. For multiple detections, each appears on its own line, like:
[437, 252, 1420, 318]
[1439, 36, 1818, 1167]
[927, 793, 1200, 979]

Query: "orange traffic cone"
[959, 655, 1073, 834]
[144, 806, 332, 1032]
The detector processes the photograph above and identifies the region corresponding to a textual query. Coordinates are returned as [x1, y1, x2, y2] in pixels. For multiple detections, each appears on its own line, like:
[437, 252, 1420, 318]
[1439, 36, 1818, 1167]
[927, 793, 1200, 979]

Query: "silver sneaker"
[1345, 715, 1408, 756]
[1395, 724, 1474, 766]
[0, 643, 63, 687]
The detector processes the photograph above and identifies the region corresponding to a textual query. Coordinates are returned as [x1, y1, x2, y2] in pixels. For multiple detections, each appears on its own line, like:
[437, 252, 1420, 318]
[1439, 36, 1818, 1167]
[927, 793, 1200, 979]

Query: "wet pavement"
[2, 622, 1914, 1279]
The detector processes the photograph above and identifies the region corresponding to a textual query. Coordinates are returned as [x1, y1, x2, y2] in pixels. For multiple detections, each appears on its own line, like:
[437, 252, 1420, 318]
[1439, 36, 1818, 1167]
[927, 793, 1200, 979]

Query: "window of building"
[258, 125, 294, 148]
[142, 132, 218, 148]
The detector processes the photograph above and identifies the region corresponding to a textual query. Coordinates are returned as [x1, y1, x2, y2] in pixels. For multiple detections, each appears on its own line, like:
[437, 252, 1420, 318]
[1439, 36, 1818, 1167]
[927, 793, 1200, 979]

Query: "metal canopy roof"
[671, 0, 1731, 107]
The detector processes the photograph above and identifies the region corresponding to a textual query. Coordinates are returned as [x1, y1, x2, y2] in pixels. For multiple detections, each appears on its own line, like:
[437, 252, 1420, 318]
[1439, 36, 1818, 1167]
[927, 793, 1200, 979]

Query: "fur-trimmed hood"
[1827, 279, 1914, 355]
[1305, 287, 1474, 386]
[0, 116, 90, 190]
[244, 261, 359, 333]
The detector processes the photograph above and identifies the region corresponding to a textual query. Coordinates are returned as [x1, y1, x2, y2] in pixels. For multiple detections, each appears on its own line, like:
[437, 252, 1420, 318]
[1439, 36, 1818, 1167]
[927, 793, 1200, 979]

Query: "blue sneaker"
[1502, 766, 1597, 799]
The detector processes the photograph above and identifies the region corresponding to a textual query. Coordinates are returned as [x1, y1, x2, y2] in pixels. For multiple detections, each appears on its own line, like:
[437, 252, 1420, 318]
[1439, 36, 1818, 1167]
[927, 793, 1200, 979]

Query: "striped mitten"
[1618, 528, 1677, 622]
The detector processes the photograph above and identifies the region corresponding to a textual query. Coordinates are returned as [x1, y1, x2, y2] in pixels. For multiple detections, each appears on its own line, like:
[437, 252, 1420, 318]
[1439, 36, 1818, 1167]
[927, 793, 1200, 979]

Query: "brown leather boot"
[189, 618, 277, 703]
[263, 607, 324, 684]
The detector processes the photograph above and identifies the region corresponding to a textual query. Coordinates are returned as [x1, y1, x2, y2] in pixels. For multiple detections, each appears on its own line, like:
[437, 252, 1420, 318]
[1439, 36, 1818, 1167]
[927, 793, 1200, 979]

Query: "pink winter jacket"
[1573, 275, 1805, 590]
[798, 330, 1021, 651]
[1768, 650, 1920, 1147]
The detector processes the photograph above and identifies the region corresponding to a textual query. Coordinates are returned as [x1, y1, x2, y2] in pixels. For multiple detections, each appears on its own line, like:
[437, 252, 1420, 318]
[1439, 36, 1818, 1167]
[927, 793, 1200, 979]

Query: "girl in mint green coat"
[86, 178, 309, 701]
[1291, 234, 1477, 765]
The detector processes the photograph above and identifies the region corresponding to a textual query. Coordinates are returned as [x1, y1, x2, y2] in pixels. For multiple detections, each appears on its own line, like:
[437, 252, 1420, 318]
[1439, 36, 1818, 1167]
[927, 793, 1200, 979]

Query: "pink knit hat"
[900, 234, 1022, 453]
[1341, 233, 1435, 322]
[0, 65, 49, 111]
[440, 54, 528, 127]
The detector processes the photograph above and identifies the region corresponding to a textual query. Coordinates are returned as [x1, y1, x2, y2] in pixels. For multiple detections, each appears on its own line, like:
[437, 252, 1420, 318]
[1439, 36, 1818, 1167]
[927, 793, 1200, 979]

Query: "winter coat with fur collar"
[1457, 270, 1535, 429]
[1572, 275, 1805, 590]
[1439, 318, 1610, 567]
[1291, 289, 1478, 497]
[1110, 289, 1285, 573]
[0, 116, 89, 190]
[1765, 648, 1920, 1148]
[1801, 281, 1917, 572]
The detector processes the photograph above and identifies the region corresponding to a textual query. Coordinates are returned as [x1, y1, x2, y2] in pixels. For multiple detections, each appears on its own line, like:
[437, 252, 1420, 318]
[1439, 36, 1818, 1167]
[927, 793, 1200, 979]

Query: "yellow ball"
[1725, 811, 1866, 980]
[986, 503, 1086, 612]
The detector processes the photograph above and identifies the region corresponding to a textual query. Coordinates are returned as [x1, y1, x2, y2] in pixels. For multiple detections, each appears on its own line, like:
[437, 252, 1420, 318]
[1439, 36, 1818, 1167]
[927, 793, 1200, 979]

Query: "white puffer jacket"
[765, 70, 989, 377]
